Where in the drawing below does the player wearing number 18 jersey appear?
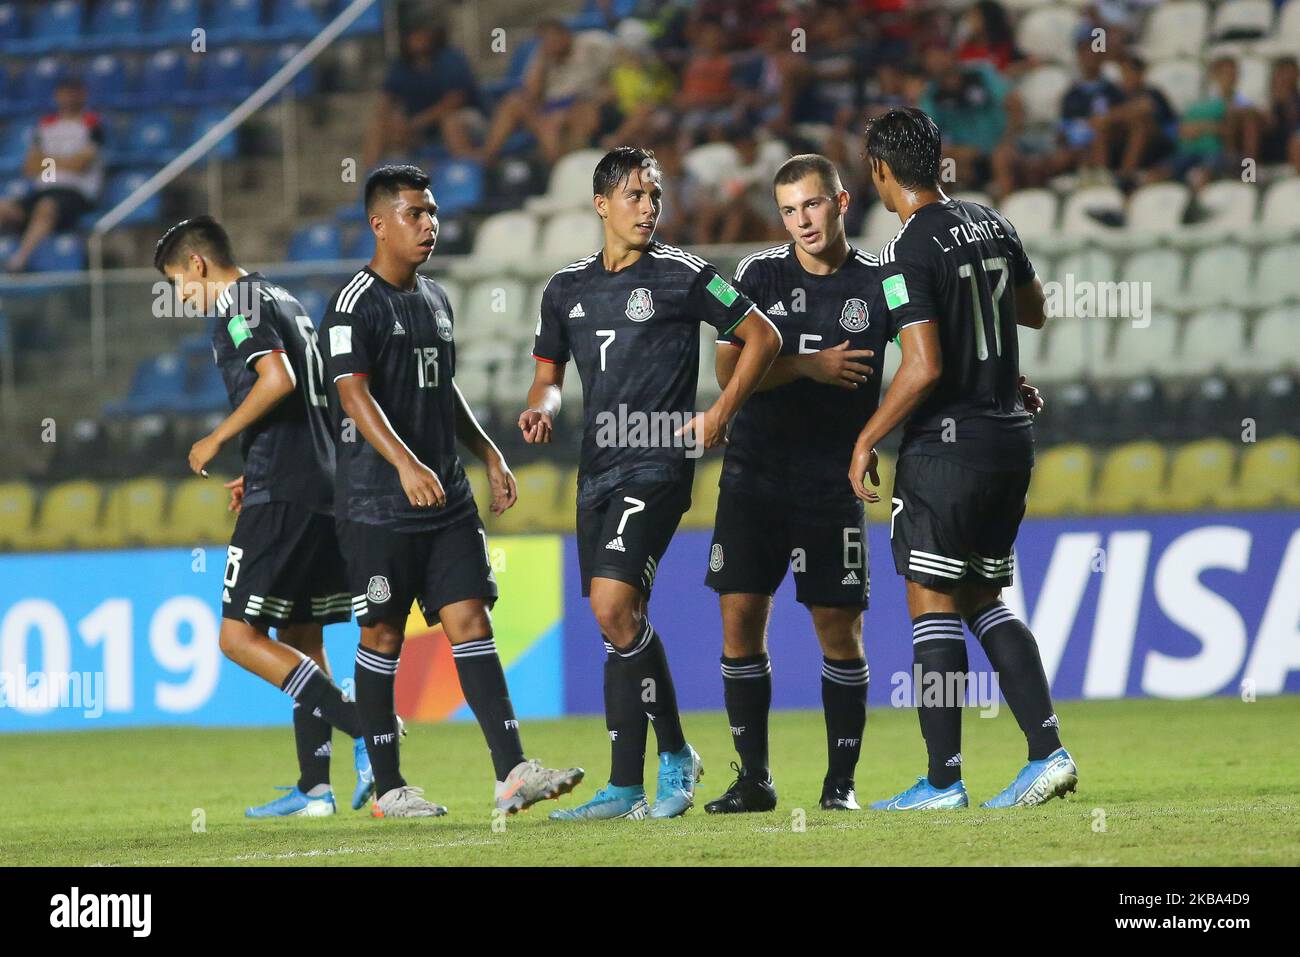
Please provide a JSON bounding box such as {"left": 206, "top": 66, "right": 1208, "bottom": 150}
{"left": 154, "top": 216, "right": 369, "bottom": 818}
{"left": 849, "top": 108, "right": 1076, "bottom": 811}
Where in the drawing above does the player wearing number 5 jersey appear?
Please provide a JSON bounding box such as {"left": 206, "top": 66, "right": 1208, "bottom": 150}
{"left": 321, "top": 165, "right": 583, "bottom": 820}
{"left": 154, "top": 216, "right": 370, "bottom": 819}
{"left": 848, "top": 108, "right": 1076, "bottom": 812}
{"left": 521, "top": 147, "right": 782, "bottom": 820}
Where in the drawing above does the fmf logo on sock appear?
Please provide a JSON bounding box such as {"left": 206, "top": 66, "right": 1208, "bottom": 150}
{"left": 50, "top": 887, "right": 151, "bottom": 937}
{"left": 836, "top": 738, "right": 861, "bottom": 747}
{"left": 372, "top": 732, "right": 395, "bottom": 745}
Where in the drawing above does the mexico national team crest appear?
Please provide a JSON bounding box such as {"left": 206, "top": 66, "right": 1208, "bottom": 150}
{"left": 625, "top": 287, "right": 654, "bottom": 322}
{"left": 840, "top": 298, "right": 870, "bottom": 333}
{"left": 434, "top": 309, "right": 453, "bottom": 341}
{"left": 709, "top": 543, "right": 725, "bottom": 572}
{"left": 366, "top": 575, "right": 391, "bottom": 603}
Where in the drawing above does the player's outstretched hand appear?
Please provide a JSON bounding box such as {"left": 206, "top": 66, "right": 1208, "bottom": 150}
{"left": 398, "top": 459, "right": 446, "bottom": 509}
{"left": 806, "top": 340, "right": 874, "bottom": 389}
{"left": 518, "top": 408, "right": 554, "bottom": 444}
{"left": 849, "top": 440, "right": 881, "bottom": 503}
{"left": 224, "top": 475, "right": 245, "bottom": 514}
{"left": 487, "top": 457, "right": 518, "bottom": 515}
{"left": 676, "top": 406, "right": 727, "bottom": 451}
{"left": 1019, "top": 374, "right": 1044, "bottom": 415}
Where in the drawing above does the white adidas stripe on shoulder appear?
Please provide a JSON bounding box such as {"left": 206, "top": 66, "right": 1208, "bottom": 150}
{"left": 880, "top": 214, "right": 916, "bottom": 264}
{"left": 545, "top": 252, "right": 599, "bottom": 289}
{"left": 734, "top": 244, "right": 790, "bottom": 282}
{"left": 650, "top": 242, "right": 707, "bottom": 269}
{"left": 334, "top": 270, "right": 373, "bottom": 314}
{"left": 852, "top": 247, "right": 880, "bottom": 266}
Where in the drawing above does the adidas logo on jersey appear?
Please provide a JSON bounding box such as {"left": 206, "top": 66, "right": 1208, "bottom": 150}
{"left": 392, "top": 320, "right": 405, "bottom": 334}
{"left": 767, "top": 301, "right": 788, "bottom": 316}
{"left": 605, "top": 536, "right": 626, "bottom": 552}
{"left": 841, "top": 570, "right": 861, "bottom": 585}
{"left": 569, "top": 303, "right": 585, "bottom": 318}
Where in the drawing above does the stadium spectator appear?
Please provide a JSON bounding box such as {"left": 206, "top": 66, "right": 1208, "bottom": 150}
{"left": 476, "top": 19, "right": 616, "bottom": 165}
{"left": 598, "top": 20, "right": 676, "bottom": 150}
{"left": 918, "top": 44, "right": 1009, "bottom": 189}
{"left": 672, "top": 19, "right": 741, "bottom": 151}
{"left": 955, "top": 0, "right": 1025, "bottom": 75}
{"left": 1160, "top": 57, "right": 1261, "bottom": 189}
{"left": 1259, "top": 57, "right": 1300, "bottom": 170}
{"left": 1093, "top": 54, "right": 1177, "bottom": 188}
{"left": 691, "top": 126, "right": 785, "bottom": 244}
{"left": 783, "top": 3, "right": 874, "bottom": 134}
{"left": 361, "top": 24, "right": 483, "bottom": 168}
{"left": 0, "top": 75, "right": 102, "bottom": 273}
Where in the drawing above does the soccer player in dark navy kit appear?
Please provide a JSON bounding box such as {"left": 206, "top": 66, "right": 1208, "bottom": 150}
{"left": 702, "top": 155, "right": 886, "bottom": 815}
{"left": 154, "top": 216, "right": 371, "bottom": 818}
{"left": 321, "top": 165, "right": 583, "bottom": 819}
{"left": 520, "top": 147, "right": 782, "bottom": 819}
{"left": 847, "top": 108, "right": 1077, "bottom": 810}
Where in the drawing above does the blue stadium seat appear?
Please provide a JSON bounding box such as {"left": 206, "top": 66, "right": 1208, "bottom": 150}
{"left": 0, "top": 126, "right": 30, "bottom": 176}
{"left": 0, "top": 3, "right": 21, "bottom": 45}
{"left": 136, "top": 49, "right": 189, "bottom": 109}
{"left": 430, "top": 159, "right": 484, "bottom": 216}
{"left": 267, "top": 0, "right": 323, "bottom": 41}
{"left": 190, "top": 47, "right": 255, "bottom": 106}
{"left": 27, "top": 234, "right": 87, "bottom": 273}
{"left": 87, "top": 0, "right": 145, "bottom": 50}
{"left": 178, "top": 359, "right": 228, "bottom": 413}
{"left": 114, "top": 112, "right": 179, "bottom": 167}
{"left": 259, "top": 44, "right": 316, "bottom": 99}
{"left": 209, "top": 0, "right": 263, "bottom": 42}
{"left": 192, "top": 108, "right": 239, "bottom": 160}
{"left": 105, "top": 353, "right": 188, "bottom": 416}
{"left": 288, "top": 223, "right": 342, "bottom": 261}
{"left": 103, "top": 170, "right": 160, "bottom": 225}
{"left": 339, "top": 0, "right": 383, "bottom": 36}
{"left": 296, "top": 287, "right": 327, "bottom": 326}
{"left": 9, "top": 0, "right": 85, "bottom": 55}
{"left": 146, "top": 0, "right": 201, "bottom": 45}
{"left": 344, "top": 227, "right": 372, "bottom": 260}
{"left": 15, "top": 57, "right": 63, "bottom": 114}
{"left": 85, "top": 54, "right": 133, "bottom": 111}
{"left": 334, "top": 198, "right": 365, "bottom": 223}
{"left": 481, "top": 37, "right": 539, "bottom": 101}
{"left": 2, "top": 177, "right": 31, "bottom": 202}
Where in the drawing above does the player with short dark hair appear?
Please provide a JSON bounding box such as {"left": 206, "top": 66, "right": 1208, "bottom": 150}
{"left": 322, "top": 164, "right": 583, "bottom": 819}
{"left": 521, "top": 146, "right": 782, "bottom": 820}
{"left": 155, "top": 215, "right": 372, "bottom": 818}
{"left": 702, "top": 154, "right": 885, "bottom": 814}
{"left": 848, "top": 107, "right": 1076, "bottom": 810}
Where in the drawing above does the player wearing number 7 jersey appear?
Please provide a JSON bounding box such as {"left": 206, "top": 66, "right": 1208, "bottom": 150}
{"left": 154, "top": 216, "right": 371, "bottom": 818}
{"left": 847, "top": 108, "right": 1077, "bottom": 812}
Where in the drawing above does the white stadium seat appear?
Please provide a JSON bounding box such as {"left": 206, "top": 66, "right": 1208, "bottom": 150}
{"left": 1053, "top": 248, "right": 1117, "bottom": 287}
{"left": 1122, "top": 248, "right": 1185, "bottom": 311}
{"left": 1111, "top": 181, "right": 1191, "bottom": 249}
{"left": 1017, "top": 7, "right": 1081, "bottom": 65}
{"left": 1060, "top": 186, "right": 1126, "bottom": 242}
{"left": 1235, "top": 55, "right": 1270, "bottom": 106}
{"left": 1180, "top": 309, "right": 1250, "bottom": 375}
{"left": 531, "top": 209, "right": 604, "bottom": 277}
{"left": 1105, "top": 312, "right": 1180, "bottom": 379}
{"left": 1249, "top": 308, "right": 1300, "bottom": 368}
{"left": 1147, "top": 58, "right": 1205, "bottom": 114}
{"left": 525, "top": 148, "right": 604, "bottom": 214}
{"left": 459, "top": 277, "right": 530, "bottom": 342}
{"left": 1000, "top": 188, "right": 1058, "bottom": 243}
{"left": 454, "top": 210, "right": 540, "bottom": 279}
{"left": 683, "top": 142, "right": 740, "bottom": 188}
{"left": 1269, "top": 0, "right": 1300, "bottom": 55}
{"left": 1249, "top": 243, "right": 1300, "bottom": 308}
{"left": 1142, "top": 1, "right": 1210, "bottom": 59}
{"left": 1210, "top": 0, "right": 1275, "bottom": 42}
{"left": 1181, "top": 244, "right": 1252, "bottom": 310}
{"left": 1171, "top": 180, "right": 1257, "bottom": 245}
{"left": 1260, "top": 178, "right": 1300, "bottom": 240}
{"left": 860, "top": 201, "right": 901, "bottom": 253}
{"left": 1018, "top": 65, "right": 1072, "bottom": 125}
{"left": 1034, "top": 316, "right": 1112, "bottom": 382}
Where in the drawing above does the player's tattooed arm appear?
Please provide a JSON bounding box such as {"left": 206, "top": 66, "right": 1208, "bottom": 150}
{"left": 335, "top": 374, "right": 446, "bottom": 509}
{"left": 681, "top": 307, "right": 781, "bottom": 448}
{"left": 453, "top": 382, "right": 518, "bottom": 515}
{"left": 187, "top": 352, "right": 295, "bottom": 477}
{"left": 519, "top": 358, "right": 566, "bottom": 444}
{"left": 716, "top": 339, "right": 873, "bottom": 392}
{"left": 849, "top": 321, "right": 943, "bottom": 503}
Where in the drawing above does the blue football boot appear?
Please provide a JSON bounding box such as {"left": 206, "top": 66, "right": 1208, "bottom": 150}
{"left": 245, "top": 785, "right": 337, "bottom": 818}
{"left": 648, "top": 744, "right": 703, "bottom": 818}
{"left": 548, "top": 783, "right": 648, "bottom": 820}
{"left": 870, "top": 776, "right": 969, "bottom": 811}
{"left": 983, "top": 748, "right": 1078, "bottom": 808}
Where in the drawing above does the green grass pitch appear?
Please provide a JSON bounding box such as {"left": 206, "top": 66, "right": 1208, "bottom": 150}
{"left": 3, "top": 696, "right": 1297, "bottom": 866}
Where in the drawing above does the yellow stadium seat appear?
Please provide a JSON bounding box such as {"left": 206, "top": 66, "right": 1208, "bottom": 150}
{"left": 1091, "top": 442, "right": 1168, "bottom": 513}
{"left": 0, "top": 481, "right": 36, "bottom": 550}
{"left": 168, "top": 476, "right": 235, "bottom": 545}
{"left": 1026, "top": 444, "right": 1095, "bottom": 516}
{"left": 1231, "top": 436, "right": 1300, "bottom": 509}
{"left": 29, "top": 480, "right": 105, "bottom": 550}
{"left": 1165, "top": 439, "right": 1237, "bottom": 512}
{"left": 864, "top": 452, "right": 896, "bottom": 523}
{"left": 101, "top": 478, "right": 169, "bottom": 547}
{"left": 680, "top": 457, "right": 724, "bottom": 530}
{"left": 490, "top": 461, "right": 563, "bottom": 533}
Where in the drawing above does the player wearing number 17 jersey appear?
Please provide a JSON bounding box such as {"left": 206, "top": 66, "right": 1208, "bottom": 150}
{"left": 154, "top": 216, "right": 370, "bottom": 818}
{"left": 848, "top": 108, "right": 1076, "bottom": 811}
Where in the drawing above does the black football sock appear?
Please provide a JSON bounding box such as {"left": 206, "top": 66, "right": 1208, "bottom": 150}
{"left": 353, "top": 645, "right": 405, "bottom": 798}
{"left": 292, "top": 701, "right": 332, "bottom": 793}
{"left": 451, "top": 635, "right": 526, "bottom": 781}
{"left": 604, "top": 638, "right": 649, "bottom": 787}
{"left": 821, "top": 655, "right": 869, "bottom": 782}
{"left": 721, "top": 653, "right": 771, "bottom": 773}
{"left": 913, "top": 613, "right": 967, "bottom": 790}
{"left": 968, "top": 602, "right": 1062, "bottom": 761}
{"left": 281, "top": 658, "right": 362, "bottom": 739}
{"left": 616, "top": 620, "right": 686, "bottom": 756}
